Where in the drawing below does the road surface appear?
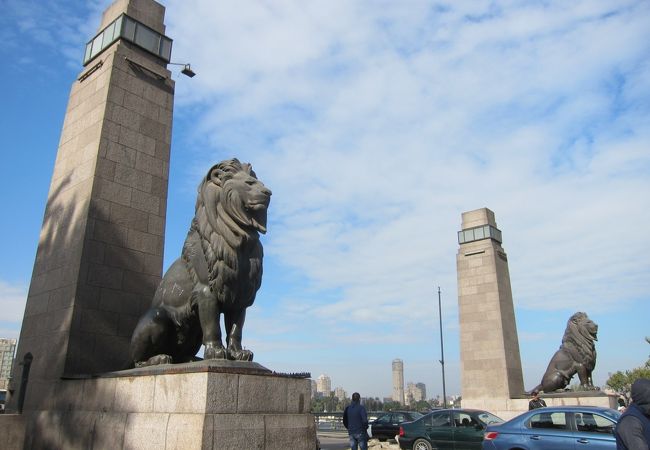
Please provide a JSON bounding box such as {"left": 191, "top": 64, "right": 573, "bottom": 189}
{"left": 318, "top": 431, "right": 349, "bottom": 450}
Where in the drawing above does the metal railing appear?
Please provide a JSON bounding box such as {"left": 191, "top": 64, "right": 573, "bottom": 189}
{"left": 313, "top": 411, "right": 385, "bottom": 431}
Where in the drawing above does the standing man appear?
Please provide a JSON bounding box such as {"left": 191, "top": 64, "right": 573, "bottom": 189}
{"left": 615, "top": 378, "right": 650, "bottom": 450}
{"left": 343, "top": 392, "right": 369, "bottom": 450}
{"left": 528, "top": 390, "right": 547, "bottom": 410}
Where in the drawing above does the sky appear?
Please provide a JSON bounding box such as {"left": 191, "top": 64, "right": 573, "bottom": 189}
{"left": 1, "top": 0, "right": 649, "bottom": 401}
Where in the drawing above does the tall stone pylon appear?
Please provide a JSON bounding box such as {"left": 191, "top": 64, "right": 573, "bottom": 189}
{"left": 456, "top": 208, "right": 524, "bottom": 415}
{"left": 8, "top": 0, "right": 174, "bottom": 412}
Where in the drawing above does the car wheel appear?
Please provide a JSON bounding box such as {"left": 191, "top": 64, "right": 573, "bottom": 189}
{"left": 413, "top": 438, "right": 433, "bottom": 450}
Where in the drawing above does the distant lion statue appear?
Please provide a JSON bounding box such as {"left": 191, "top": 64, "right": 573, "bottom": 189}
{"left": 530, "top": 311, "right": 598, "bottom": 393}
{"left": 130, "top": 159, "right": 272, "bottom": 367}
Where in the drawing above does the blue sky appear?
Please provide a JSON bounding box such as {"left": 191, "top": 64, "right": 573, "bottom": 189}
{"left": 1, "top": 0, "right": 649, "bottom": 400}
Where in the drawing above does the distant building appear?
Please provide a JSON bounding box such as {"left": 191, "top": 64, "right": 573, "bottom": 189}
{"left": 310, "top": 380, "right": 318, "bottom": 398}
{"left": 392, "top": 359, "right": 404, "bottom": 404}
{"left": 416, "top": 382, "right": 426, "bottom": 400}
{"left": 406, "top": 382, "right": 426, "bottom": 405}
{"left": 334, "top": 387, "right": 347, "bottom": 400}
{"left": 0, "top": 338, "right": 16, "bottom": 390}
{"left": 317, "top": 374, "right": 332, "bottom": 396}
{"left": 406, "top": 390, "right": 415, "bottom": 406}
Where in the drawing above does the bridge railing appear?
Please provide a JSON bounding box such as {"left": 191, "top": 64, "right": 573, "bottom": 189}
{"left": 313, "top": 411, "right": 384, "bottom": 431}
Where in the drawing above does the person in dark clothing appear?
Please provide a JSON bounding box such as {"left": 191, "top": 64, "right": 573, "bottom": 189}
{"left": 343, "top": 392, "right": 368, "bottom": 450}
{"left": 529, "top": 390, "right": 547, "bottom": 410}
{"left": 615, "top": 378, "right": 650, "bottom": 450}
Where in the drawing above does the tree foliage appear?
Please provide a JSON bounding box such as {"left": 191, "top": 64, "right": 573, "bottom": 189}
{"left": 605, "top": 339, "right": 650, "bottom": 401}
{"left": 382, "top": 400, "right": 402, "bottom": 411}
{"left": 414, "top": 400, "right": 432, "bottom": 411}
{"left": 311, "top": 392, "right": 342, "bottom": 413}
{"left": 310, "top": 395, "right": 439, "bottom": 413}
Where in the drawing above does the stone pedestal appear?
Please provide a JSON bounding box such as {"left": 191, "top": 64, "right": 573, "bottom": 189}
{"left": 0, "top": 361, "right": 317, "bottom": 450}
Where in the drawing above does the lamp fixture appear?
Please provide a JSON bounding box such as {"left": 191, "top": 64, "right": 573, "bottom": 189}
{"left": 169, "top": 62, "right": 196, "bottom": 78}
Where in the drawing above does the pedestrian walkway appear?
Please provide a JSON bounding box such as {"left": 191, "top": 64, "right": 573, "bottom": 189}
{"left": 317, "top": 433, "right": 399, "bottom": 450}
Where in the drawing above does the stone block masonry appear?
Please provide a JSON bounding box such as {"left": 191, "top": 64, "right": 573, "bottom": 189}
{"left": 7, "top": 0, "right": 174, "bottom": 413}
{"left": 456, "top": 208, "right": 525, "bottom": 404}
{"left": 9, "top": 362, "right": 317, "bottom": 450}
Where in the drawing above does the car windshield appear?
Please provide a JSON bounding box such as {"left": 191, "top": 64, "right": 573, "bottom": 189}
{"left": 477, "top": 412, "right": 504, "bottom": 425}
{"left": 410, "top": 412, "right": 424, "bottom": 420}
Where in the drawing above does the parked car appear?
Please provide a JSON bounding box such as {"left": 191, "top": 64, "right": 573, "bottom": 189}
{"left": 399, "top": 408, "right": 504, "bottom": 450}
{"left": 481, "top": 405, "right": 621, "bottom": 450}
{"left": 371, "top": 411, "right": 424, "bottom": 441}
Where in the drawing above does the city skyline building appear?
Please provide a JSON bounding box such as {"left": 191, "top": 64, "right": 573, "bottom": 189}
{"left": 0, "top": 338, "right": 16, "bottom": 390}
{"left": 406, "top": 381, "right": 426, "bottom": 405}
{"left": 392, "top": 358, "right": 405, "bottom": 404}
{"left": 308, "top": 362, "right": 446, "bottom": 402}
{"left": 316, "top": 374, "right": 332, "bottom": 396}
{"left": 416, "top": 382, "right": 427, "bottom": 401}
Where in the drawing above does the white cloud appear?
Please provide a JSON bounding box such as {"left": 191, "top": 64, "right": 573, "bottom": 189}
{"left": 2, "top": 0, "right": 646, "bottom": 398}
{"left": 161, "top": 2, "right": 650, "bottom": 395}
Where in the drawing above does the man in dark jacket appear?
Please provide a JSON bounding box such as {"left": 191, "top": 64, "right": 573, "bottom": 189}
{"left": 528, "top": 391, "right": 547, "bottom": 410}
{"left": 343, "top": 392, "right": 368, "bottom": 450}
{"left": 615, "top": 378, "right": 650, "bottom": 450}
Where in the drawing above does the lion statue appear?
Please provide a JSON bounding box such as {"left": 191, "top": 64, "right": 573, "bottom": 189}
{"left": 529, "top": 311, "right": 598, "bottom": 393}
{"left": 130, "top": 159, "right": 271, "bottom": 367}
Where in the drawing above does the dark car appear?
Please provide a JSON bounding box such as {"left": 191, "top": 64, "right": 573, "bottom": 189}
{"left": 372, "top": 411, "right": 424, "bottom": 441}
{"left": 481, "top": 406, "right": 621, "bottom": 450}
{"left": 399, "top": 408, "right": 504, "bottom": 450}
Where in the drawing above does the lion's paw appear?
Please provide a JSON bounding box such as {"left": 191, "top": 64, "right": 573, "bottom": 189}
{"left": 228, "top": 348, "right": 254, "bottom": 361}
{"left": 135, "top": 354, "right": 173, "bottom": 367}
{"left": 204, "top": 343, "right": 227, "bottom": 360}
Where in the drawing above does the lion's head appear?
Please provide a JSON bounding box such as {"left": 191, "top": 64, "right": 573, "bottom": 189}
{"left": 562, "top": 311, "right": 598, "bottom": 366}
{"left": 185, "top": 159, "right": 272, "bottom": 308}
{"left": 197, "top": 159, "right": 272, "bottom": 238}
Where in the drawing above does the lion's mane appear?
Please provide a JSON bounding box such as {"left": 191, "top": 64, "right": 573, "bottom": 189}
{"left": 560, "top": 311, "right": 597, "bottom": 370}
{"left": 529, "top": 311, "right": 598, "bottom": 393}
{"left": 183, "top": 159, "right": 263, "bottom": 310}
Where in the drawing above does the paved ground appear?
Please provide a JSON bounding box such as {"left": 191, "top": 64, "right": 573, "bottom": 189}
{"left": 318, "top": 431, "right": 349, "bottom": 450}
{"left": 317, "top": 432, "right": 400, "bottom": 450}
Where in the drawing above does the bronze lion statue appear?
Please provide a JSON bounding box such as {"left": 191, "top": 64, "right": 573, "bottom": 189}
{"left": 130, "top": 159, "right": 271, "bottom": 367}
{"left": 529, "top": 311, "right": 598, "bottom": 393}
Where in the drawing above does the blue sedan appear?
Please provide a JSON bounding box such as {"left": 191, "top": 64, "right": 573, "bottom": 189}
{"left": 481, "top": 406, "right": 620, "bottom": 450}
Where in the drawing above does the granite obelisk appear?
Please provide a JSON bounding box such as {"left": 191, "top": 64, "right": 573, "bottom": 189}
{"left": 456, "top": 208, "right": 525, "bottom": 416}
{"left": 7, "top": 0, "right": 174, "bottom": 413}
